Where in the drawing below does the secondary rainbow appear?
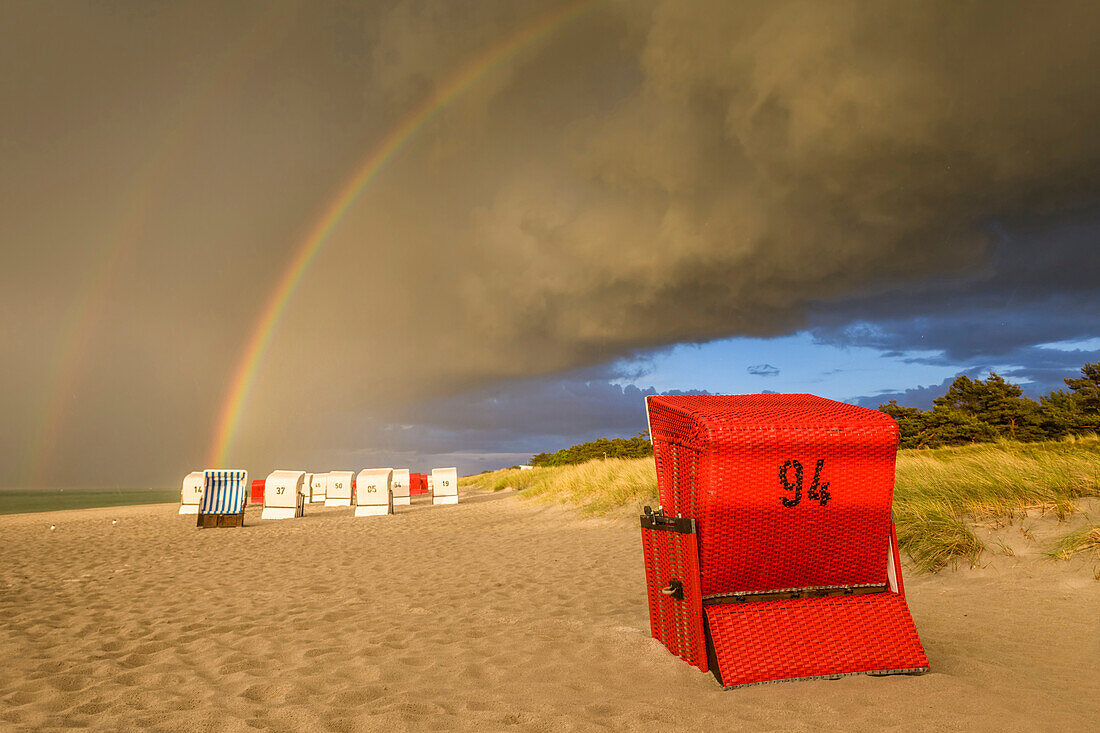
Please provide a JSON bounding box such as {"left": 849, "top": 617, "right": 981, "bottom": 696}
{"left": 208, "top": 0, "right": 601, "bottom": 466}
{"left": 26, "top": 9, "right": 296, "bottom": 486}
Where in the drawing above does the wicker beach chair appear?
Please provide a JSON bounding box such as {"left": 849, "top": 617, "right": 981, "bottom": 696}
{"left": 391, "top": 469, "right": 411, "bottom": 506}
{"left": 354, "top": 468, "right": 393, "bottom": 516}
{"left": 641, "top": 394, "right": 929, "bottom": 688}
{"left": 431, "top": 467, "right": 458, "bottom": 505}
{"left": 411, "top": 472, "right": 429, "bottom": 495}
{"left": 310, "top": 473, "right": 328, "bottom": 504}
{"left": 197, "top": 470, "right": 248, "bottom": 528}
{"left": 324, "top": 471, "right": 354, "bottom": 507}
{"left": 249, "top": 479, "right": 265, "bottom": 506}
{"left": 179, "top": 471, "right": 204, "bottom": 515}
{"left": 261, "top": 470, "right": 306, "bottom": 519}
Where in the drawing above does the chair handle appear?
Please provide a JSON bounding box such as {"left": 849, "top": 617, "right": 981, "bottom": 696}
{"left": 660, "top": 579, "right": 684, "bottom": 600}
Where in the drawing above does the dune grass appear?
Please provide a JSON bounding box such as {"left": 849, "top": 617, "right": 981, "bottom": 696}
{"left": 892, "top": 437, "right": 1100, "bottom": 571}
{"left": 462, "top": 459, "right": 660, "bottom": 516}
{"left": 463, "top": 436, "right": 1100, "bottom": 573}
{"left": 1047, "top": 524, "right": 1100, "bottom": 560}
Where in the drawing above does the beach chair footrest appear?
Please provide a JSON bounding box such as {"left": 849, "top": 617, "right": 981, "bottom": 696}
{"left": 704, "top": 592, "right": 929, "bottom": 689}
{"left": 197, "top": 513, "right": 245, "bottom": 529}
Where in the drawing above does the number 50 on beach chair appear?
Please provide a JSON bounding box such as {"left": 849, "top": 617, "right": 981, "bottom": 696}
{"left": 197, "top": 470, "right": 248, "bottom": 528}
{"left": 641, "top": 394, "right": 929, "bottom": 688}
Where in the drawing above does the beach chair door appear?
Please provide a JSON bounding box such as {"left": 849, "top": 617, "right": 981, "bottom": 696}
{"left": 640, "top": 508, "right": 707, "bottom": 671}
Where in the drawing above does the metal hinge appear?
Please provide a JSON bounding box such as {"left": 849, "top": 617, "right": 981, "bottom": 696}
{"left": 640, "top": 506, "right": 696, "bottom": 533}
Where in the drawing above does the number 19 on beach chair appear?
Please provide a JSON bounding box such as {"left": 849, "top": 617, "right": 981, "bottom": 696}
{"left": 641, "top": 394, "right": 929, "bottom": 688}
{"left": 197, "top": 470, "right": 249, "bottom": 528}
{"left": 431, "top": 467, "right": 458, "bottom": 504}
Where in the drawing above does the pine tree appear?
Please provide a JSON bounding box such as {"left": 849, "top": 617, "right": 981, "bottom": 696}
{"left": 914, "top": 407, "right": 997, "bottom": 447}
{"left": 1064, "top": 362, "right": 1100, "bottom": 413}
{"left": 1038, "top": 390, "right": 1086, "bottom": 438}
{"left": 878, "top": 400, "right": 924, "bottom": 449}
{"left": 933, "top": 372, "right": 1043, "bottom": 441}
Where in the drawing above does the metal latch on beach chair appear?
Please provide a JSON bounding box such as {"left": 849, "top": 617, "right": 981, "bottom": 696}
{"left": 640, "top": 505, "right": 695, "bottom": 534}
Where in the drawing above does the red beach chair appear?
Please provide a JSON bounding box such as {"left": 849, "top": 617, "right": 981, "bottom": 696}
{"left": 641, "top": 394, "right": 929, "bottom": 688}
{"left": 250, "top": 479, "right": 265, "bottom": 506}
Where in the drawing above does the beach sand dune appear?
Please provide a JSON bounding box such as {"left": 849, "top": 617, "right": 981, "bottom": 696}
{"left": 1, "top": 490, "right": 1097, "bottom": 731}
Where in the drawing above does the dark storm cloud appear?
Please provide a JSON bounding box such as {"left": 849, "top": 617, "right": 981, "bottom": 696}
{"left": 3, "top": 1, "right": 1100, "bottom": 486}
{"left": 811, "top": 217, "right": 1100, "bottom": 361}
{"left": 814, "top": 216, "right": 1100, "bottom": 404}
{"left": 852, "top": 341, "right": 1100, "bottom": 409}
{"left": 342, "top": 370, "right": 713, "bottom": 472}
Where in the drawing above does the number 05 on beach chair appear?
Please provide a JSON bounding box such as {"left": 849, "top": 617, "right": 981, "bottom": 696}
{"left": 641, "top": 394, "right": 929, "bottom": 688}
{"left": 197, "top": 470, "right": 249, "bottom": 528}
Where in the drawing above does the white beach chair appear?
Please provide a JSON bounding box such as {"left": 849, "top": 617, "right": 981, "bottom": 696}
{"left": 354, "top": 468, "right": 393, "bottom": 517}
{"left": 179, "top": 471, "right": 204, "bottom": 514}
{"left": 391, "top": 468, "right": 411, "bottom": 506}
{"left": 197, "top": 469, "right": 249, "bottom": 528}
{"left": 261, "top": 470, "right": 306, "bottom": 520}
{"left": 303, "top": 472, "right": 314, "bottom": 502}
{"left": 325, "top": 471, "right": 354, "bottom": 507}
{"left": 432, "top": 467, "right": 458, "bottom": 505}
{"left": 310, "top": 472, "right": 328, "bottom": 503}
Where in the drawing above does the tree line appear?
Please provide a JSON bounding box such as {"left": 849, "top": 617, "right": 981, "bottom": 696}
{"left": 527, "top": 362, "right": 1100, "bottom": 464}
{"left": 879, "top": 362, "right": 1099, "bottom": 449}
{"left": 530, "top": 432, "right": 654, "bottom": 467}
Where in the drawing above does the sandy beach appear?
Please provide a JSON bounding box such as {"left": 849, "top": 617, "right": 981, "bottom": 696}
{"left": 1, "top": 490, "right": 1097, "bottom": 732}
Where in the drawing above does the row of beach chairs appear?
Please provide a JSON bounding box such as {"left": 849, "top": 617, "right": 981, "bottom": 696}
{"left": 179, "top": 467, "right": 459, "bottom": 527}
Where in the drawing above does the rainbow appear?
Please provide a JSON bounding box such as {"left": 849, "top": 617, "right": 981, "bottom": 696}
{"left": 26, "top": 8, "right": 297, "bottom": 486}
{"left": 208, "top": 0, "right": 601, "bottom": 466}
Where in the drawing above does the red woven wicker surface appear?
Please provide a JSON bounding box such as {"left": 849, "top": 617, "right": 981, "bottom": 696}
{"left": 705, "top": 592, "right": 929, "bottom": 687}
{"left": 648, "top": 394, "right": 899, "bottom": 595}
{"left": 641, "top": 526, "right": 707, "bottom": 671}
{"left": 250, "top": 479, "right": 265, "bottom": 504}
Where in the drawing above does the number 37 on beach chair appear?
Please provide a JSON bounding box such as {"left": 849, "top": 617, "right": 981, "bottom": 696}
{"left": 196, "top": 470, "right": 249, "bottom": 528}
{"left": 641, "top": 394, "right": 929, "bottom": 689}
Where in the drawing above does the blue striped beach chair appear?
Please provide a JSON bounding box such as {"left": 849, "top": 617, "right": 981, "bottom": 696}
{"left": 197, "top": 469, "right": 249, "bottom": 528}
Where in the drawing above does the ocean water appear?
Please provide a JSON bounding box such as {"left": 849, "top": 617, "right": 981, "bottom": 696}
{"left": 0, "top": 487, "right": 178, "bottom": 515}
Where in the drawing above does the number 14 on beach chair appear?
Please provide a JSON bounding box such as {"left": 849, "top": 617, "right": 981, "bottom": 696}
{"left": 640, "top": 394, "right": 929, "bottom": 688}
{"left": 179, "top": 471, "right": 204, "bottom": 514}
